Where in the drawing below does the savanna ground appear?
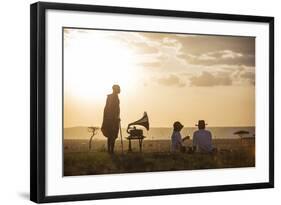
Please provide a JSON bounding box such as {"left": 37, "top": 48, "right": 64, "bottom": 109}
{"left": 63, "top": 139, "right": 255, "bottom": 176}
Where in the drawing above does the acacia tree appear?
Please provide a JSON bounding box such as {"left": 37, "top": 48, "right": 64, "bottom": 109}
{"left": 88, "top": 127, "right": 99, "bottom": 150}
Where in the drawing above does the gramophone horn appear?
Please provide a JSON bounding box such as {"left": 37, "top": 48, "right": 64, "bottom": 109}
{"left": 127, "top": 112, "right": 149, "bottom": 134}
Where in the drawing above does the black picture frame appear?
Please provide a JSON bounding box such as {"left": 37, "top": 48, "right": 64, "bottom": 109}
{"left": 30, "top": 2, "right": 274, "bottom": 203}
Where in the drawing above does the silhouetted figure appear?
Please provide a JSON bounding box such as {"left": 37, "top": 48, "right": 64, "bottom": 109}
{"left": 101, "top": 85, "right": 121, "bottom": 154}
{"left": 193, "top": 120, "right": 216, "bottom": 153}
{"left": 171, "top": 121, "right": 185, "bottom": 152}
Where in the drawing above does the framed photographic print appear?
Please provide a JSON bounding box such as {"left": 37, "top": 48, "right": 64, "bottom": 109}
{"left": 30, "top": 2, "right": 274, "bottom": 203}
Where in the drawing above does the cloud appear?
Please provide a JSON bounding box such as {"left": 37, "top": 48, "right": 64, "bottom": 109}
{"left": 136, "top": 35, "right": 187, "bottom": 73}
{"left": 114, "top": 32, "right": 255, "bottom": 73}
{"left": 221, "top": 50, "right": 243, "bottom": 59}
{"left": 129, "top": 42, "right": 159, "bottom": 54}
{"left": 110, "top": 31, "right": 255, "bottom": 87}
{"left": 240, "top": 71, "right": 255, "bottom": 85}
{"left": 176, "top": 35, "right": 255, "bottom": 56}
{"left": 190, "top": 71, "right": 232, "bottom": 87}
{"left": 157, "top": 74, "right": 186, "bottom": 87}
{"left": 162, "top": 37, "right": 179, "bottom": 46}
{"left": 105, "top": 30, "right": 255, "bottom": 86}
{"left": 184, "top": 50, "right": 254, "bottom": 66}
{"left": 197, "top": 54, "right": 217, "bottom": 61}
{"left": 174, "top": 35, "right": 255, "bottom": 67}
{"left": 229, "top": 65, "right": 255, "bottom": 86}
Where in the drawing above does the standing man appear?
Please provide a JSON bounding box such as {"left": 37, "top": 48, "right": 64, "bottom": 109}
{"left": 101, "top": 84, "right": 121, "bottom": 154}
{"left": 193, "top": 120, "right": 216, "bottom": 153}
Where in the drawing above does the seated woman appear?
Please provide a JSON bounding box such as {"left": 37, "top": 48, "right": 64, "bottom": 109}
{"left": 171, "top": 121, "right": 185, "bottom": 152}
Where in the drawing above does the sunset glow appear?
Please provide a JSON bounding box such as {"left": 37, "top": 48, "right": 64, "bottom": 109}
{"left": 64, "top": 30, "right": 139, "bottom": 101}
{"left": 63, "top": 28, "right": 255, "bottom": 128}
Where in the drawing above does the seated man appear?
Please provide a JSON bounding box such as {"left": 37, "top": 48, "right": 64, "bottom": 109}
{"left": 192, "top": 120, "right": 216, "bottom": 153}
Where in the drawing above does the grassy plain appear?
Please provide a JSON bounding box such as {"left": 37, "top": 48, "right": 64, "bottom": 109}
{"left": 64, "top": 139, "right": 255, "bottom": 176}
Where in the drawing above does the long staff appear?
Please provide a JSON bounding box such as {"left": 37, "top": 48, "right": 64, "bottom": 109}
{"left": 119, "top": 121, "right": 124, "bottom": 154}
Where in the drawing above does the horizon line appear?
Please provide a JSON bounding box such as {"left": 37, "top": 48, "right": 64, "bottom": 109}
{"left": 64, "top": 125, "right": 256, "bottom": 129}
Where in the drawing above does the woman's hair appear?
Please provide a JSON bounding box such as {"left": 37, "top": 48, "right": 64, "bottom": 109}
{"left": 173, "top": 121, "right": 184, "bottom": 132}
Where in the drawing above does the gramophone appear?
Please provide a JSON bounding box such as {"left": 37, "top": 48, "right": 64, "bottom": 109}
{"left": 127, "top": 112, "right": 149, "bottom": 136}
{"left": 126, "top": 112, "right": 149, "bottom": 152}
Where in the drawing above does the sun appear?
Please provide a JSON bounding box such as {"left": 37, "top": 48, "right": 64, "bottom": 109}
{"left": 64, "top": 29, "right": 138, "bottom": 102}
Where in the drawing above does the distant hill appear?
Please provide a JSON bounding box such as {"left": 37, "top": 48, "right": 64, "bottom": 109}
{"left": 64, "top": 126, "right": 102, "bottom": 140}
{"left": 64, "top": 126, "right": 151, "bottom": 140}
{"left": 63, "top": 126, "right": 173, "bottom": 140}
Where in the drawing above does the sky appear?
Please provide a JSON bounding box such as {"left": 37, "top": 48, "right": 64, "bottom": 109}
{"left": 63, "top": 28, "right": 255, "bottom": 128}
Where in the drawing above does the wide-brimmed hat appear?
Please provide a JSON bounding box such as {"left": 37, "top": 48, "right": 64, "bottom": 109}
{"left": 195, "top": 120, "right": 208, "bottom": 127}
{"left": 173, "top": 121, "right": 184, "bottom": 130}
